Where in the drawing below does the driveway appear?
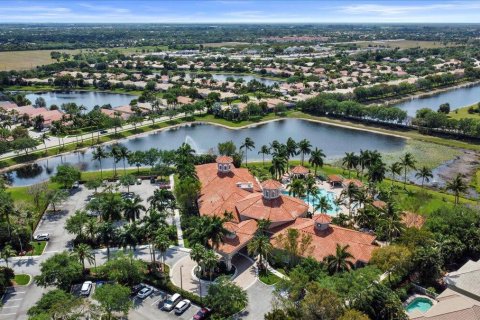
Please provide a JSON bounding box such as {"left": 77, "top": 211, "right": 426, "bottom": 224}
{"left": 236, "top": 280, "right": 275, "bottom": 320}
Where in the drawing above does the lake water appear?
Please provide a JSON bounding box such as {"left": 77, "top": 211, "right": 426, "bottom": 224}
{"left": 4, "top": 119, "right": 405, "bottom": 186}
{"left": 185, "top": 73, "right": 281, "bottom": 86}
{"left": 393, "top": 83, "right": 480, "bottom": 116}
{"left": 25, "top": 91, "right": 136, "bottom": 111}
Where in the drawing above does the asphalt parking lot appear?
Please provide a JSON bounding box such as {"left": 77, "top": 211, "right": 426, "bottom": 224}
{"left": 129, "top": 286, "right": 200, "bottom": 320}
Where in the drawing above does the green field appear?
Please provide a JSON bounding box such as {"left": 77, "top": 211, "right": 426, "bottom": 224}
{"left": 353, "top": 40, "right": 457, "bottom": 49}
{"left": 0, "top": 49, "right": 80, "bottom": 71}
{"left": 448, "top": 103, "right": 480, "bottom": 120}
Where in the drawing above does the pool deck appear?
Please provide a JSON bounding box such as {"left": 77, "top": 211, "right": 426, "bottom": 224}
{"left": 404, "top": 294, "right": 437, "bottom": 318}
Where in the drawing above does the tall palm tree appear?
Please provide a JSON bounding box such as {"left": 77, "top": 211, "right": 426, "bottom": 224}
{"left": 309, "top": 147, "right": 325, "bottom": 175}
{"left": 285, "top": 137, "right": 298, "bottom": 161}
{"left": 110, "top": 144, "right": 122, "bottom": 177}
{"left": 240, "top": 137, "right": 255, "bottom": 167}
{"left": 97, "top": 222, "right": 114, "bottom": 261}
{"left": 148, "top": 189, "right": 174, "bottom": 212}
{"left": 205, "top": 216, "right": 230, "bottom": 250}
{"left": 1, "top": 245, "right": 16, "bottom": 268}
{"left": 314, "top": 196, "right": 332, "bottom": 213}
{"left": 258, "top": 145, "right": 270, "bottom": 166}
{"left": 298, "top": 139, "right": 312, "bottom": 166}
{"left": 256, "top": 219, "right": 271, "bottom": 235}
{"left": 342, "top": 152, "right": 359, "bottom": 178}
{"left": 304, "top": 175, "right": 318, "bottom": 201}
{"left": 389, "top": 161, "right": 403, "bottom": 186}
{"left": 366, "top": 160, "right": 386, "bottom": 195}
{"left": 399, "top": 153, "right": 416, "bottom": 189}
{"left": 415, "top": 166, "right": 433, "bottom": 188}
{"left": 118, "top": 145, "right": 130, "bottom": 174}
{"left": 39, "top": 133, "right": 50, "bottom": 153}
{"left": 379, "top": 200, "right": 404, "bottom": 242}
{"left": 190, "top": 243, "right": 206, "bottom": 274}
{"left": 71, "top": 243, "right": 95, "bottom": 272}
{"left": 446, "top": 174, "right": 467, "bottom": 205}
{"left": 340, "top": 182, "right": 361, "bottom": 218}
{"left": 247, "top": 235, "right": 273, "bottom": 270}
{"left": 118, "top": 223, "right": 139, "bottom": 250}
{"left": 269, "top": 155, "right": 287, "bottom": 179}
{"left": 288, "top": 179, "right": 306, "bottom": 197}
{"left": 123, "top": 195, "right": 146, "bottom": 223}
{"left": 358, "top": 149, "right": 371, "bottom": 178}
{"left": 154, "top": 231, "right": 171, "bottom": 273}
{"left": 92, "top": 146, "right": 108, "bottom": 179}
{"left": 324, "top": 244, "right": 355, "bottom": 274}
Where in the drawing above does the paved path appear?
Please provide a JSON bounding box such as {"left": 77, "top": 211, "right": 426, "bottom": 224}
{"left": 236, "top": 280, "right": 275, "bottom": 320}
{"left": 169, "top": 174, "right": 184, "bottom": 247}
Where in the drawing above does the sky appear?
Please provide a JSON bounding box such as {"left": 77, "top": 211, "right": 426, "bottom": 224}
{"left": 1, "top": 0, "right": 480, "bottom": 24}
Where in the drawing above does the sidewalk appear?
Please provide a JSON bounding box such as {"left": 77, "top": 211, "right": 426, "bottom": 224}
{"left": 169, "top": 174, "right": 184, "bottom": 248}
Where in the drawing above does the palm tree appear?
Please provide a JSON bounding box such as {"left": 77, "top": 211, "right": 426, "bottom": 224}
{"left": 399, "top": 153, "right": 416, "bottom": 189}
{"left": 288, "top": 179, "right": 306, "bottom": 197}
{"left": 314, "top": 196, "right": 332, "bottom": 213}
{"left": 190, "top": 243, "right": 206, "bottom": 275}
{"left": 92, "top": 146, "right": 108, "bottom": 179}
{"left": 415, "top": 166, "right": 433, "bottom": 188}
{"left": 366, "top": 160, "right": 386, "bottom": 195}
{"left": 148, "top": 189, "right": 174, "bottom": 212}
{"left": 118, "top": 223, "right": 139, "bottom": 250}
{"left": 118, "top": 145, "right": 130, "bottom": 174}
{"left": 203, "top": 249, "right": 218, "bottom": 281}
{"left": 309, "top": 147, "right": 325, "bottom": 175}
{"left": 39, "top": 133, "right": 50, "bottom": 153}
{"left": 389, "top": 162, "right": 403, "bottom": 186}
{"left": 285, "top": 137, "right": 298, "bottom": 161}
{"left": 71, "top": 243, "right": 95, "bottom": 272}
{"left": 205, "top": 216, "right": 230, "bottom": 250}
{"left": 97, "top": 222, "right": 114, "bottom": 261}
{"left": 358, "top": 150, "right": 371, "bottom": 178}
{"left": 247, "top": 235, "right": 273, "bottom": 270}
{"left": 298, "top": 139, "right": 312, "bottom": 166}
{"left": 304, "top": 175, "right": 318, "bottom": 201}
{"left": 269, "top": 155, "right": 287, "bottom": 179}
{"left": 154, "top": 231, "right": 171, "bottom": 273}
{"left": 110, "top": 145, "right": 122, "bottom": 177}
{"left": 446, "top": 174, "right": 467, "bottom": 205}
{"left": 324, "top": 244, "right": 355, "bottom": 274}
{"left": 342, "top": 152, "right": 359, "bottom": 178}
{"left": 340, "top": 182, "right": 361, "bottom": 218}
{"left": 379, "top": 200, "right": 404, "bottom": 242}
{"left": 123, "top": 196, "right": 146, "bottom": 222}
{"left": 258, "top": 145, "right": 270, "bottom": 166}
{"left": 240, "top": 137, "right": 255, "bottom": 167}
{"left": 256, "top": 219, "right": 271, "bottom": 235}
{"left": 1, "top": 245, "right": 16, "bottom": 268}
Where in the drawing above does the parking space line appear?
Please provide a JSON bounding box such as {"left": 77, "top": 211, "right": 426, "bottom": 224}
{"left": 151, "top": 296, "right": 163, "bottom": 306}
{"left": 0, "top": 313, "right": 17, "bottom": 316}
{"left": 1, "top": 306, "right": 19, "bottom": 309}
{"left": 6, "top": 299, "right": 22, "bottom": 301}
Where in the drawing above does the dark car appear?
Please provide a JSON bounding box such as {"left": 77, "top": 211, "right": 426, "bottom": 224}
{"left": 193, "top": 307, "right": 211, "bottom": 320}
{"left": 131, "top": 284, "right": 145, "bottom": 296}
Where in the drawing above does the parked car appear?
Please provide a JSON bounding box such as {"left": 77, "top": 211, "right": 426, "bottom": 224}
{"left": 72, "top": 181, "right": 80, "bottom": 189}
{"left": 80, "top": 281, "right": 93, "bottom": 296}
{"left": 163, "top": 293, "right": 181, "bottom": 311}
{"left": 136, "top": 286, "right": 153, "bottom": 299}
{"left": 34, "top": 233, "right": 50, "bottom": 241}
{"left": 131, "top": 284, "right": 145, "bottom": 296}
{"left": 136, "top": 178, "right": 142, "bottom": 185}
{"left": 174, "top": 299, "right": 191, "bottom": 314}
{"left": 100, "top": 130, "right": 108, "bottom": 134}
{"left": 193, "top": 307, "right": 211, "bottom": 320}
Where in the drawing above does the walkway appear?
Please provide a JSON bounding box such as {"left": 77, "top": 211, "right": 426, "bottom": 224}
{"left": 169, "top": 174, "right": 184, "bottom": 247}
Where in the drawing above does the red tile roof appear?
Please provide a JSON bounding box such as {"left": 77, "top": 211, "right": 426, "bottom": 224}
{"left": 402, "top": 211, "right": 426, "bottom": 229}
{"left": 271, "top": 218, "right": 377, "bottom": 263}
{"left": 291, "top": 165, "right": 309, "bottom": 175}
{"left": 217, "top": 220, "right": 258, "bottom": 255}
{"left": 261, "top": 179, "right": 283, "bottom": 189}
{"left": 313, "top": 214, "right": 332, "bottom": 224}
{"left": 196, "top": 163, "right": 261, "bottom": 222}
{"left": 328, "top": 174, "right": 343, "bottom": 183}
{"left": 343, "top": 179, "right": 364, "bottom": 188}
{"left": 235, "top": 193, "right": 308, "bottom": 224}
{"left": 216, "top": 156, "right": 233, "bottom": 163}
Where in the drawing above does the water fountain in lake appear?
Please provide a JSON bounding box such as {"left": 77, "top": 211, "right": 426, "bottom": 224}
{"left": 184, "top": 135, "right": 201, "bottom": 153}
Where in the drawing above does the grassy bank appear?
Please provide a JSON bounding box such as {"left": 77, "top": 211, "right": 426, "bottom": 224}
{"left": 448, "top": 103, "right": 480, "bottom": 120}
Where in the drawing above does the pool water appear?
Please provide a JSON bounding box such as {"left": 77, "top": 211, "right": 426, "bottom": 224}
{"left": 406, "top": 297, "right": 433, "bottom": 313}
{"left": 282, "top": 188, "right": 340, "bottom": 215}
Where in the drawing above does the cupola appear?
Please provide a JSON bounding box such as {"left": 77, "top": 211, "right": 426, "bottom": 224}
{"left": 261, "top": 179, "right": 283, "bottom": 200}
{"left": 313, "top": 214, "right": 332, "bottom": 231}
{"left": 216, "top": 155, "right": 233, "bottom": 173}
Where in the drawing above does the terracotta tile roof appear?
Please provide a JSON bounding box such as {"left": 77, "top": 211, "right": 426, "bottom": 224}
{"left": 328, "top": 174, "right": 343, "bottom": 183}
{"left": 216, "top": 220, "right": 258, "bottom": 255}
{"left": 235, "top": 193, "right": 308, "bottom": 224}
{"left": 261, "top": 179, "right": 283, "bottom": 189}
{"left": 291, "top": 165, "right": 309, "bottom": 175}
{"left": 271, "top": 218, "right": 377, "bottom": 263}
{"left": 343, "top": 179, "right": 364, "bottom": 188}
{"left": 216, "top": 155, "right": 233, "bottom": 163}
{"left": 402, "top": 211, "right": 426, "bottom": 229}
{"left": 313, "top": 214, "right": 332, "bottom": 223}
{"left": 196, "top": 163, "right": 261, "bottom": 222}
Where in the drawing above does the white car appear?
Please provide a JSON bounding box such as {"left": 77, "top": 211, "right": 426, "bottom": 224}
{"left": 136, "top": 286, "right": 153, "bottom": 299}
{"left": 72, "top": 181, "right": 80, "bottom": 189}
{"left": 34, "top": 233, "right": 50, "bottom": 241}
{"left": 80, "top": 281, "right": 93, "bottom": 296}
{"left": 163, "top": 293, "right": 181, "bottom": 311}
{"left": 174, "top": 299, "right": 191, "bottom": 314}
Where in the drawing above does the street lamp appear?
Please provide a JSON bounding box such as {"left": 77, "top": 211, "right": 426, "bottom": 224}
{"left": 180, "top": 265, "right": 183, "bottom": 290}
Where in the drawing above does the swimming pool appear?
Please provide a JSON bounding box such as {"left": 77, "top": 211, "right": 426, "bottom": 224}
{"left": 405, "top": 297, "right": 433, "bottom": 313}
{"left": 282, "top": 188, "right": 340, "bottom": 215}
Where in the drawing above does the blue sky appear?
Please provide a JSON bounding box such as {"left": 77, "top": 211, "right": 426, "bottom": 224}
{"left": 1, "top": 0, "right": 480, "bottom": 23}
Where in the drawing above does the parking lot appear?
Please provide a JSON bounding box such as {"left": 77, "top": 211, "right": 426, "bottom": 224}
{"left": 129, "top": 286, "right": 200, "bottom": 320}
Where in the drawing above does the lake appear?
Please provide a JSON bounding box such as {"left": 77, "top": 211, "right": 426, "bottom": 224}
{"left": 25, "top": 91, "right": 136, "bottom": 111}
{"left": 4, "top": 119, "right": 406, "bottom": 186}
{"left": 393, "top": 83, "right": 480, "bottom": 116}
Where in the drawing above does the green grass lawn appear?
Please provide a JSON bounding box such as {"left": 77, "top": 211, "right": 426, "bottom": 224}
{"left": 259, "top": 270, "right": 282, "bottom": 285}
{"left": 13, "top": 274, "right": 31, "bottom": 285}
{"left": 28, "top": 241, "right": 47, "bottom": 256}
{"left": 448, "top": 103, "right": 480, "bottom": 120}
